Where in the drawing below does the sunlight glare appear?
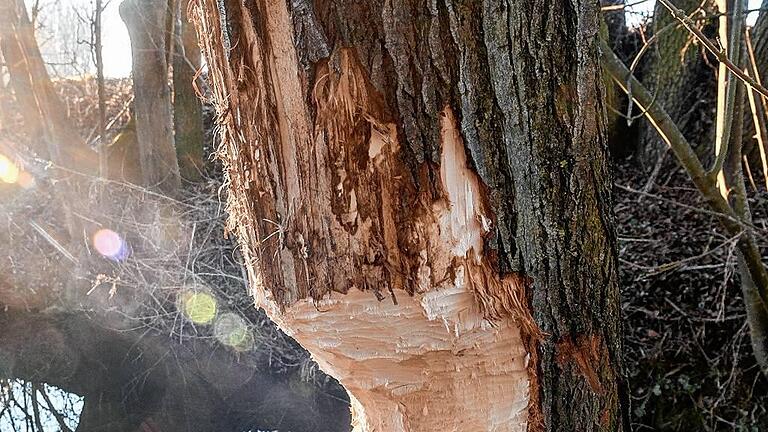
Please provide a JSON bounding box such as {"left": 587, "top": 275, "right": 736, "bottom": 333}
{"left": 16, "top": 171, "right": 35, "bottom": 189}
{"left": 0, "top": 154, "right": 20, "bottom": 184}
{"left": 625, "top": 0, "right": 765, "bottom": 28}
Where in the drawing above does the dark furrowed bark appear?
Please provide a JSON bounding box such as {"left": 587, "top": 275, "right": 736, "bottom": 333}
{"left": 194, "top": 0, "right": 628, "bottom": 429}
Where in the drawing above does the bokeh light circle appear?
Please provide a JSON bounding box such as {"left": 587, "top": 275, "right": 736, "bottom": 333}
{"left": 183, "top": 291, "right": 217, "bottom": 324}
{"left": 93, "top": 229, "right": 129, "bottom": 261}
{"left": 16, "top": 171, "right": 35, "bottom": 189}
{"left": 214, "top": 313, "right": 254, "bottom": 351}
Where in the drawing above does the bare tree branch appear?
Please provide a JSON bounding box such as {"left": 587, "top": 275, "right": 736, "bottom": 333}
{"left": 656, "top": 0, "right": 768, "bottom": 99}
{"left": 600, "top": 38, "right": 768, "bottom": 311}
{"left": 711, "top": 0, "right": 745, "bottom": 188}
{"left": 37, "top": 383, "right": 75, "bottom": 432}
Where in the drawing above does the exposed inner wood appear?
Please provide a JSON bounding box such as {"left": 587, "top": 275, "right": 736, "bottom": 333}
{"left": 266, "top": 289, "right": 529, "bottom": 432}
{"left": 248, "top": 101, "right": 533, "bottom": 430}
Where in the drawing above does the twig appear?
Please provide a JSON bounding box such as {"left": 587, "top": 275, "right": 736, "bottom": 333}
{"left": 28, "top": 220, "right": 78, "bottom": 263}
{"left": 601, "top": 0, "right": 654, "bottom": 12}
{"left": 600, "top": 38, "right": 768, "bottom": 308}
{"left": 622, "top": 232, "right": 741, "bottom": 275}
{"left": 710, "top": 0, "right": 745, "bottom": 187}
{"left": 744, "top": 27, "right": 768, "bottom": 189}
{"left": 656, "top": 0, "right": 768, "bottom": 99}
{"left": 37, "top": 384, "right": 74, "bottom": 432}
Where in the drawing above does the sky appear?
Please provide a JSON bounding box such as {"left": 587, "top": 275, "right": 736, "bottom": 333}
{"left": 24, "top": 1, "right": 768, "bottom": 77}
{"left": 626, "top": 0, "right": 763, "bottom": 27}
{"left": 29, "top": 0, "right": 130, "bottom": 77}
{"left": 100, "top": 0, "right": 132, "bottom": 76}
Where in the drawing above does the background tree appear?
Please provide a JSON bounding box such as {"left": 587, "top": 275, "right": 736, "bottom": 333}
{"left": 602, "top": 0, "right": 768, "bottom": 376}
{"left": 171, "top": 0, "right": 204, "bottom": 181}
{"left": 120, "top": 0, "right": 181, "bottom": 195}
{"left": 637, "top": 0, "right": 717, "bottom": 173}
{"left": 0, "top": 0, "right": 86, "bottom": 164}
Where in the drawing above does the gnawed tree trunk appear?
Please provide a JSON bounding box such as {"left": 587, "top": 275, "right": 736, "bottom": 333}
{"left": 120, "top": 0, "right": 181, "bottom": 195}
{"left": 172, "top": 0, "right": 205, "bottom": 181}
{"left": 193, "top": 0, "right": 628, "bottom": 430}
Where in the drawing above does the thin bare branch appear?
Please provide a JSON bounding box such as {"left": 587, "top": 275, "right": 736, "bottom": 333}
{"left": 600, "top": 38, "right": 768, "bottom": 309}
{"left": 711, "top": 0, "right": 745, "bottom": 190}
{"left": 745, "top": 27, "right": 768, "bottom": 189}
{"left": 36, "top": 384, "right": 74, "bottom": 432}
{"left": 656, "top": 0, "right": 768, "bottom": 99}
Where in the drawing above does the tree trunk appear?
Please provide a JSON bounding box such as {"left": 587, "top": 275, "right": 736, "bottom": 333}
{"left": 741, "top": 2, "right": 768, "bottom": 181}
{"left": 0, "top": 50, "right": 10, "bottom": 130}
{"left": 0, "top": 0, "right": 89, "bottom": 167}
{"left": 120, "top": 0, "right": 181, "bottom": 195}
{"left": 0, "top": 0, "right": 47, "bottom": 158}
{"left": 601, "top": 0, "right": 627, "bottom": 47}
{"left": 95, "top": 0, "right": 108, "bottom": 180}
{"left": 754, "top": 2, "right": 768, "bottom": 78}
{"left": 639, "top": 0, "right": 716, "bottom": 171}
{"left": 172, "top": 0, "right": 205, "bottom": 181}
{"left": 192, "top": 0, "right": 628, "bottom": 430}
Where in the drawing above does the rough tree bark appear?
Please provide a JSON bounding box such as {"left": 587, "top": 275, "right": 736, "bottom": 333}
{"left": 193, "top": 0, "right": 628, "bottom": 430}
{"left": 120, "top": 0, "right": 182, "bottom": 195}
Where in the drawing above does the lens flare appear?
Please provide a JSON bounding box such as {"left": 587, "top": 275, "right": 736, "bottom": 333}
{"left": 93, "top": 229, "right": 129, "bottom": 261}
{"left": 183, "top": 291, "right": 217, "bottom": 324}
{"left": 0, "top": 154, "right": 20, "bottom": 184}
{"left": 214, "top": 313, "right": 254, "bottom": 351}
{"left": 16, "top": 171, "right": 35, "bottom": 189}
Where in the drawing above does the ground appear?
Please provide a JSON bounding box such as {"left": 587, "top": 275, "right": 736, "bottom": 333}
{"left": 615, "top": 157, "right": 768, "bottom": 431}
